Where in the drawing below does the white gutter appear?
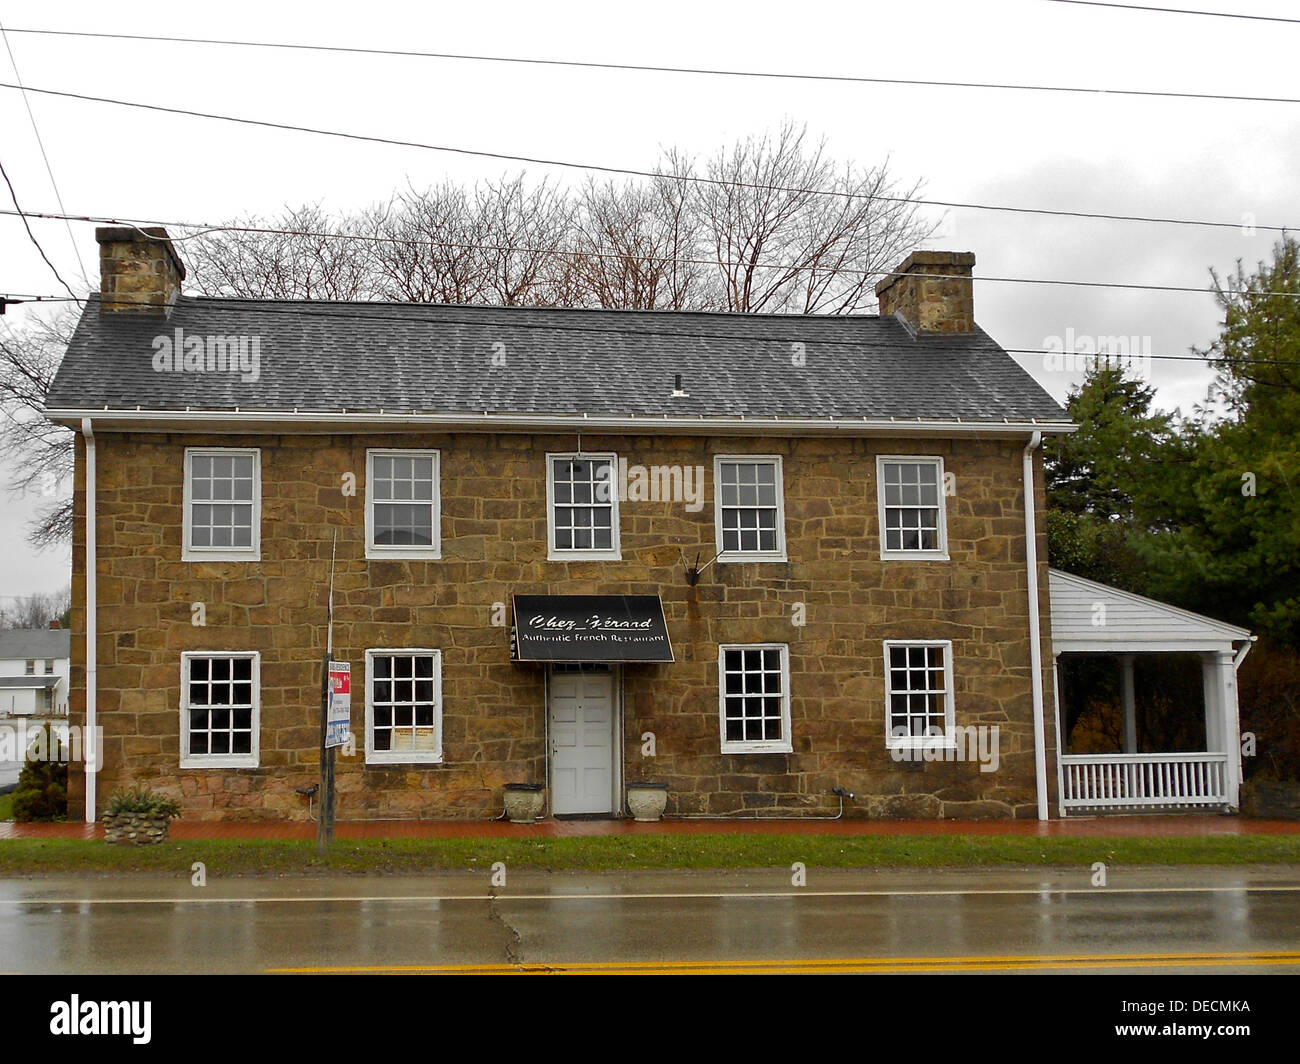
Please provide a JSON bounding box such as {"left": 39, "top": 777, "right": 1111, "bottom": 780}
{"left": 81, "top": 417, "right": 98, "bottom": 823}
{"left": 43, "top": 407, "right": 1077, "bottom": 439}
{"left": 1023, "top": 430, "right": 1049, "bottom": 821}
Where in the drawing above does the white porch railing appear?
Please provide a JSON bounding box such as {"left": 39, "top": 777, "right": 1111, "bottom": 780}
{"left": 1060, "top": 752, "right": 1230, "bottom": 810}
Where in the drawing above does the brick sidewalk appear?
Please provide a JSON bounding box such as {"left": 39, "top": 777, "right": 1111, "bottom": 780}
{"left": 2, "top": 815, "right": 1298, "bottom": 842}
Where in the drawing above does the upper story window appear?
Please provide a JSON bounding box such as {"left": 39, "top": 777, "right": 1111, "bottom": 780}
{"left": 714, "top": 456, "right": 787, "bottom": 562}
{"left": 366, "top": 449, "right": 441, "bottom": 559}
{"left": 45, "top": 660, "right": 55, "bottom": 673}
{"left": 718, "top": 643, "right": 792, "bottom": 754}
{"left": 884, "top": 640, "right": 955, "bottom": 749}
{"left": 24, "top": 660, "right": 35, "bottom": 675}
{"left": 365, "top": 649, "right": 443, "bottom": 765}
{"left": 180, "top": 651, "right": 260, "bottom": 769}
{"left": 877, "top": 456, "right": 948, "bottom": 560}
{"left": 547, "top": 453, "right": 620, "bottom": 560}
{"left": 183, "top": 448, "right": 261, "bottom": 561}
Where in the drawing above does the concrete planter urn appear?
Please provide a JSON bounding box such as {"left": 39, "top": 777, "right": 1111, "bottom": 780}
{"left": 626, "top": 781, "right": 669, "bottom": 822}
{"left": 503, "top": 783, "right": 545, "bottom": 823}
{"left": 103, "top": 812, "right": 173, "bottom": 845}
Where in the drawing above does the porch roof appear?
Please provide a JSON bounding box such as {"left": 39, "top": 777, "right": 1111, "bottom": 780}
{"left": 1048, "top": 569, "right": 1252, "bottom": 654}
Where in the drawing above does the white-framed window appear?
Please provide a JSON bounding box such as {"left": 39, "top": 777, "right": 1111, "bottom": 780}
{"left": 883, "top": 640, "right": 955, "bottom": 749}
{"left": 365, "top": 449, "right": 441, "bottom": 559}
{"left": 877, "top": 455, "right": 948, "bottom": 560}
{"left": 183, "top": 448, "right": 261, "bottom": 561}
{"left": 546, "top": 453, "right": 620, "bottom": 560}
{"left": 718, "top": 643, "right": 792, "bottom": 754}
{"left": 180, "top": 651, "right": 260, "bottom": 768}
{"left": 365, "top": 649, "right": 443, "bottom": 765}
{"left": 714, "top": 455, "right": 787, "bottom": 562}
{"left": 24, "top": 660, "right": 35, "bottom": 675}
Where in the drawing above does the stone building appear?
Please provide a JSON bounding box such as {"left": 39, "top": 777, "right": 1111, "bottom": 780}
{"left": 47, "top": 228, "right": 1085, "bottom": 822}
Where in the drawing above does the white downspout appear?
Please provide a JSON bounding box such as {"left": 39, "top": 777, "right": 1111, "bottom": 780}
{"left": 1023, "top": 431, "right": 1049, "bottom": 821}
{"left": 81, "top": 418, "right": 97, "bottom": 823}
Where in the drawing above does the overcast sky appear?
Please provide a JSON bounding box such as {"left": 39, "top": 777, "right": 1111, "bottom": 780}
{"left": 2, "top": 0, "right": 1297, "bottom": 602}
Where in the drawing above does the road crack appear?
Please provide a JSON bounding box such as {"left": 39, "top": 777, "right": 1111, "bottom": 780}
{"left": 486, "top": 893, "right": 523, "bottom": 967}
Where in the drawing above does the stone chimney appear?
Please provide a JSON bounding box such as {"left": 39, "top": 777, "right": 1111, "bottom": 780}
{"left": 95, "top": 226, "right": 185, "bottom": 316}
{"left": 874, "top": 251, "right": 975, "bottom": 334}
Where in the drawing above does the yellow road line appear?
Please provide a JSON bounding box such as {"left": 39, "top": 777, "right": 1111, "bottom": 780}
{"left": 269, "top": 949, "right": 1300, "bottom": 975}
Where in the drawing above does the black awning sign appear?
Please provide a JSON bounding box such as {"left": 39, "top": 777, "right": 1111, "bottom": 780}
{"left": 511, "top": 595, "right": 674, "bottom": 663}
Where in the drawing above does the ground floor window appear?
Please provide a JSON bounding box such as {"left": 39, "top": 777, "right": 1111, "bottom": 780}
{"left": 180, "top": 652, "right": 259, "bottom": 768}
{"left": 884, "top": 640, "right": 955, "bottom": 747}
{"left": 718, "top": 643, "right": 792, "bottom": 754}
{"left": 365, "top": 649, "right": 443, "bottom": 764}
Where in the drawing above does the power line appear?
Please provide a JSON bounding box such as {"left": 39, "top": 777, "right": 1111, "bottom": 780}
{"left": 0, "top": 22, "right": 86, "bottom": 282}
{"left": 1042, "top": 0, "right": 1300, "bottom": 25}
{"left": 0, "top": 82, "right": 1293, "bottom": 236}
{"left": 4, "top": 25, "right": 1299, "bottom": 106}
{"left": 21, "top": 292, "right": 1297, "bottom": 369}
{"left": 6, "top": 207, "right": 1298, "bottom": 303}
{"left": 0, "top": 156, "right": 79, "bottom": 303}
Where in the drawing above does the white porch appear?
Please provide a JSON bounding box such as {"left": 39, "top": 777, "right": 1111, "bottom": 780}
{"left": 1049, "top": 570, "right": 1253, "bottom": 815}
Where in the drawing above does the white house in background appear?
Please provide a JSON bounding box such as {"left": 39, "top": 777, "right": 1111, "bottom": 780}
{"left": 1049, "top": 569, "right": 1255, "bottom": 815}
{"left": 0, "top": 629, "right": 72, "bottom": 718}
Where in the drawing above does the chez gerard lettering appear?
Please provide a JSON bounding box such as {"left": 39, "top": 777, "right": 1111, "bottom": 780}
{"left": 529, "top": 614, "right": 655, "bottom": 632}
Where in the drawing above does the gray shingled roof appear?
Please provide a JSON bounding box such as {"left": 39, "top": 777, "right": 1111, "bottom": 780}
{"left": 46, "top": 296, "right": 1069, "bottom": 424}
{"left": 0, "top": 629, "right": 70, "bottom": 661}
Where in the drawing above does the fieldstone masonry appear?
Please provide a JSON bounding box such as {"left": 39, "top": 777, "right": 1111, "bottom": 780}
{"left": 67, "top": 429, "right": 1057, "bottom": 820}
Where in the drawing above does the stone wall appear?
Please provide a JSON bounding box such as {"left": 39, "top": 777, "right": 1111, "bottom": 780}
{"left": 66, "top": 430, "right": 1057, "bottom": 820}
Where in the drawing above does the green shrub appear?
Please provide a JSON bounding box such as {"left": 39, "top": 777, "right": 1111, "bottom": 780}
{"left": 106, "top": 784, "right": 182, "bottom": 821}
{"left": 11, "top": 724, "right": 68, "bottom": 822}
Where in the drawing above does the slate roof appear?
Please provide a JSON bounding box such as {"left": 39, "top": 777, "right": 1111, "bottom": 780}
{"left": 0, "top": 630, "right": 70, "bottom": 662}
{"left": 46, "top": 296, "right": 1070, "bottom": 426}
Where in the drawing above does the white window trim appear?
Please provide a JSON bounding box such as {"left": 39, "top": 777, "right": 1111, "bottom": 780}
{"left": 883, "top": 639, "right": 956, "bottom": 750}
{"left": 718, "top": 642, "right": 793, "bottom": 754}
{"left": 182, "top": 447, "right": 262, "bottom": 562}
{"left": 179, "top": 651, "right": 260, "bottom": 769}
{"left": 545, "top": 451, "right": 622, "bottom": 561}
{"left": 365, "top": 448, "right": 442, "bottom": 560}
{"left": 713, "top": 455, "right": 788, "bottom": 563}
{"left": 364, "top": 648, "right": 444, "bottom": 765}
{"left": 876, "top": 454, "right": 949, "bottom": 561}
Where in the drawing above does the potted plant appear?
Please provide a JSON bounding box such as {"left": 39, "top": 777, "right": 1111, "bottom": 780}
{"left": 626, "top": 781, "right": 669, "bottom": 822}
{"left": 103, "top": 784, "right": 183, "bottom": 845}
{"left": 502, "top": 783, "right": 545, "bottom": 823}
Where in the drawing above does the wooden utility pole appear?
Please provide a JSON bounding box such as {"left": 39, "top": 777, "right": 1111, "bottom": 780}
{"left": 317, "top": 531, "right": 339, "bottom": 853}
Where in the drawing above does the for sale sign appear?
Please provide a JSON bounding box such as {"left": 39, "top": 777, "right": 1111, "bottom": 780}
{"left": 326, "top": 661, "right": 351, "bottom": 749}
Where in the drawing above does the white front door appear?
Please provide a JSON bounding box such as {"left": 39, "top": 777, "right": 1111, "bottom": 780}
{"left": 549, "top": 666, "right": 616, "bottom": 815}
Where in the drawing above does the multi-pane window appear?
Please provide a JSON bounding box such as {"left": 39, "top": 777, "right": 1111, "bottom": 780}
{"left": 718, "top": 644, "right": 792, "bottom": 753}
{"left": 878, "top": 456, "right": 947, "bottom": 557}
{"left": 367, "top": 450, "right": 440, "bottom": 558}
{"left": 181, "top": 652, "right": 259, "bottom": 768}
{"left": 366, "top": 650, "right": 443, "bottom": 764}
{"left": 715, "top": 457, "right": 786, "bottom": 560}
{"left": 547, "top": 454, "right": 619, "bottom": 558}
{"left": 884, "top": 641, "right": 955, "bottom": 747}
{"left": 24, "top": 660, "right": 35, "bottom": 675}
{"left": 184, "top": 448, "right": 260, "bottom": 559}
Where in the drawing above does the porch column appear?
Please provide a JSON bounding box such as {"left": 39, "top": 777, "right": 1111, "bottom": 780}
{"left": 1120, "top": 654, "right": 1137, "bottom": 754}
{"left": 1201, "top": 652, "right": 1222, "bottom": 754}
{"left": 1216, "top": 649, "right": 1243, "bottom": 809}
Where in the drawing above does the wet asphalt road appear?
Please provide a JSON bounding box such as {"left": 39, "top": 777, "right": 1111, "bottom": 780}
{"left": 1, "top": 866, "right": 1298, "bottom": 974}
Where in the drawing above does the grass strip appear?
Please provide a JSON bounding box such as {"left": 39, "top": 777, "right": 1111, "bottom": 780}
{"left": 0, "top": 833, "right": 1298, "bottom": 876}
